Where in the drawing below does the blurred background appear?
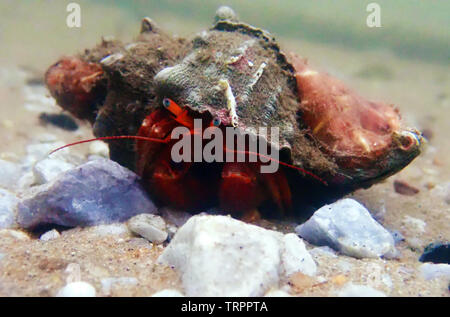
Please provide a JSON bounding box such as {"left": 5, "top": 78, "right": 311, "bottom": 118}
{"left": 0, "top": 0, "right": 449, "bottom": 180}
{"left": 1, "top": 0, "right": 449, "bottom": 69}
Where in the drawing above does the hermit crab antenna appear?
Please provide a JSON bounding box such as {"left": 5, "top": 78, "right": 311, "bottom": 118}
{"left": 223, "top": 147, "right": 328, "bottom": 186}
{"left": 48, "top": 135, "right": 168, "bottom": 156}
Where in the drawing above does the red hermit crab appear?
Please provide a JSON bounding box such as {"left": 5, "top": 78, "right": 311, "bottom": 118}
{"left": 45, "top": 6, "right": 423, "bottom": 219}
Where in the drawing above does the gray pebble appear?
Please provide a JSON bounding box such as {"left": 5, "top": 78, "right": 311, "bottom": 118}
{"left": 0, "top": 188, "right": 19, "bottom": 229}
{"left": 296, "top": 198, "right": 396, "bottom": 259}
{"left": 33, "top": 157, "right": 75, "bottom": 185}
{"left": 0, "top": 159, "right": 22, "bottom": 190}
{"left": 420, "top": 263, "right": 450, "bottom": 281}
{"left": 128, "top": 214, "right": 168, "bottom": 244}
{"left": 17, "top": 159, "right": 157, "bottom": 229}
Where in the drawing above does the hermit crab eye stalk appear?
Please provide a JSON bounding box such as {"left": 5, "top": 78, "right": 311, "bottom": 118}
{"left": 212, "top": 117, "right": 221, "bottom": 127}
{"left": 162, "top": 98, "right": 171, "bottom": 108}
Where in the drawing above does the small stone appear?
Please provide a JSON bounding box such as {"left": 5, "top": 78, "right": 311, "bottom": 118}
{"left": 24, "top": 141, "right": 69, "bottom": 166}
{"left": 88, "top": 141, "right": 109, "bottom": 157}
{"left": 337, "top": 283, "right": 387, "bottom": 297}
{"left": 56, "top": 281, "right": 96, "bottom": 297}
{"left": 419, "top": 263, "right": 450, "bottom": 281}
{"left": 0, "top": 159, "right": 22, "bottom": 190}
{"left": 420, "top": 243, "right": 450, "bottom": 264}
{"left": 403, "top": 215, "right": 426, "bottom": 234}
{"left": 151, "top": 289, "right": 184, "bottom": 297}
{"left": 101, "top": 277, "right": 138, "bottom": 295}
{"left": 39, "top": 229, "right": 60, "bottom": 241}
{"left": 33, "top": 157, "right": 75, "bottom": 184}
{"left": 0, "top": 229, "right": 29, "bottom": 241}
{"left": 65, "top": 263, "right": 81, "bottom": 283}
{"left": 281, "top": 233, "right": 317, "bottom": 277}
{"left": 394, "top": 180, "right": 420, "bottom": 196}
{"left": 17, "top": 159, "right": 157, "bottom": 229}
{"left": 295, "top": 198, "right": 396, "bottom": 259}
{"left": 0, "top": 188, "right": 19, "bottom": 229}
{"left": 128, "top": 214, "right": 168, "bottom": 244}
{"left": 158, "top": 215, "right": 316, "bottom": 296}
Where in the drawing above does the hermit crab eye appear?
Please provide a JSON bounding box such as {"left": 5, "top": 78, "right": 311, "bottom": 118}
{"left": 212, "top": 117, "right": 221, "bottom": 127}
{"left": 162, "top": 98, "right": 171, "bottom": 108}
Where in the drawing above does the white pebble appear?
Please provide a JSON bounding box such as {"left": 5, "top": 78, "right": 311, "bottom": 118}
{"left": 56, "top": 282, "right": 96, "bottom": 297}
{"left": 39, "top": 229, "right": 60, "bottom": 241}
{"left": 33, "top": 157, "right": 74, "bottom": 184}
{"left": 420, "top": 263, "right": 450, "bottom": 281}
{"left": 88, "top": 141, "right": 110, "bottom": 157}
{"left": 128, "top": 214, "right": 168, "bottom": 244}
{"left": 158, "top": 215, "right": 316, "bottom": 296}
{"left": 0, "top": 188, "right": 19, "bottom": 229}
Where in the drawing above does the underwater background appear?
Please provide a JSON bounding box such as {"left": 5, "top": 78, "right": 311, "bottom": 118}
{"left": 0, "top": 0, "right": 448, "bottom": 296}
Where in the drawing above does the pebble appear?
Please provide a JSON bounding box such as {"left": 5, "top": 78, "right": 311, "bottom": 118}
{"left": 17, "top": 159, "right": 157, "bottom": 229}
{"left": 0, "top": 159, "right": 22, "bottom": 190}
{"left": 158, "top": 215, "right": 316, "bottom": 296}
{"left": 128, "top": 214, "right": 168, "bottom": 244}
{"left": 101, "top": 277, "right": 138, "bottom": 295}
{"left": 393, "top": 180, "right": 420, "bottom": 196}
{"left": 88, "top": 141, "right": 110, "bottom": 157}
{"left": 403, "top": 215, "right": 426, "bottom": 234}
{"left": 23, "top": 141, "right": 69, "bottom": 166}
{"left": 151, "top": 289, "right": 185, "bottom": 297}
{"left": 33, "top": 157, "right": 75, "bottom": 184}
{"left": 39, "top": 229, "right": 60, "bottom": 241}
{"left": 419, "top": 263, "right": 450, "bottom": 281}
{"left": 56, "top": 281, "right": 96, "bottom": 297}
{"left": 295, "top": 198, "right": 396, "bottom": 259}
{"left": 65, "top": 263, "right": 81, "bottom": 283}
{"left": 0, "top": 188, "right": 19, "bottom": 229}
{"left": 0, "top": 229, "right": 30, "bottom": 241}
{"left": 337, "top": 283, "right": 387, "bottom": 297}
{"left": 419, "top": 243, "right": 450, "bottom": 264}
